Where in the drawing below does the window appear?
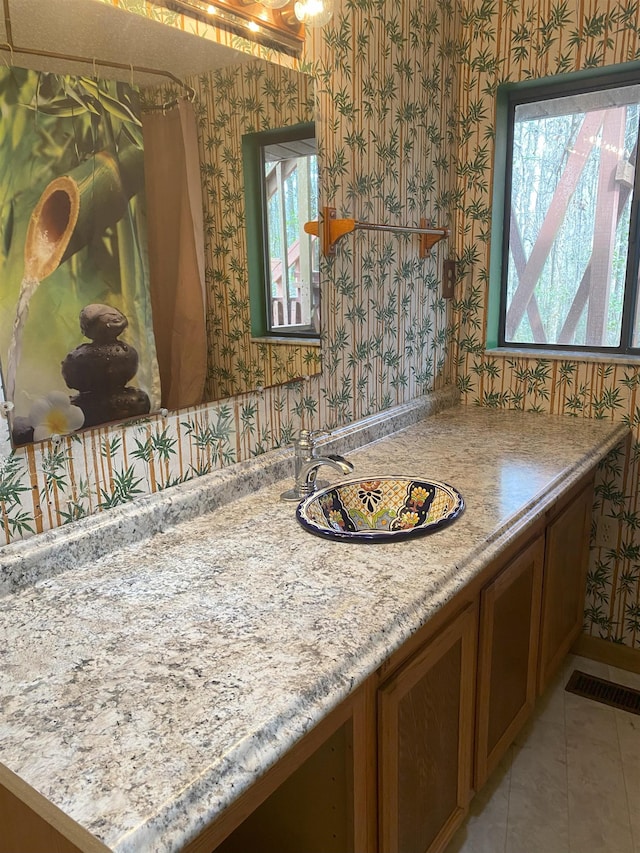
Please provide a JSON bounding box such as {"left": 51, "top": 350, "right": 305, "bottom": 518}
{"left": 490, "top": 69, "right": 640, "bottom": 355}
{"left": 243, "top": 123, "right": 319, "bottom": 339}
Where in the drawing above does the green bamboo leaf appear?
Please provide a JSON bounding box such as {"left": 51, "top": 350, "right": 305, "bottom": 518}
{"left": 97, "top": 90, "right": 142, "bottom": 126}
{"left": 2, "top": 197, "right": 14, "bottom": 257}
{"left": 11, "top": 106, "right": 27, "bottom": 149}
{"left": 132, "top": 437, "right": 153, "bottom": 463}
{"left": 118, "top": 121, "right": 143, "bottom": 151}
{"left": 8, "top": 510, "right": 35, "bottom": 536}
{"left": 27, "top": 97, "right": 98, "bottom": 118}
{"left": 79, "top": 77, "right": 141, "bottom": 126}
{"left": 36, "top": 71, "right": 65, "bottom": 102}
{"left": 62, "top": 81, "right": 99, "bottom": 111}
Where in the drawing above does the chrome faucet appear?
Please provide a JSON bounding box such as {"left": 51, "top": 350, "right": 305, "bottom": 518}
{"left": 281, "top": 429, "right": 354, "bottom": 501}
{"left": 296, "top": 454, "right": 354, "bottom": 498}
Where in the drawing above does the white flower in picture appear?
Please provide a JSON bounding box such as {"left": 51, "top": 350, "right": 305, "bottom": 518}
{"left": 28, "top": 392, "right": 85, "bottom": 442}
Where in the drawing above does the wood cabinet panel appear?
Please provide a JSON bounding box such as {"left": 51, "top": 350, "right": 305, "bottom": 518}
{"left": 200, "top": 683, "right": 377, "bottom": 853}
{"left": 538, "top": 481, "right": 594, "bottom": 694}
{"left": 0, "top": 764, "right": 108, "bottom": 853}
{"left": 475, "top": 535, "right": 544, "bottom": 788}
{"left": 214, "top": 722, "right": 353, "bottom": 853}
{"left": 379, "top": 604, "right": 477, "bottom": 853}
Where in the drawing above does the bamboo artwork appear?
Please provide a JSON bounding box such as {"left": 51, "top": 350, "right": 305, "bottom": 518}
{"left": 5, "top": 177, "right": 80, "bottom": 407}
{"left": 5, "top": 145, "right": 145, "bottom": 411}
{"left": 0, "top": 66, "right": 158, "bottom": 446}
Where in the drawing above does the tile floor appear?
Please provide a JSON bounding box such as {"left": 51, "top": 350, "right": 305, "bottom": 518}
{"left": 446, "top": 654, "right": 640, "bottom": 853}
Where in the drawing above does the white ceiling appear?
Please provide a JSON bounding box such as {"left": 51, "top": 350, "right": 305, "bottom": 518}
{"left": 0, "top": 0, "right": 251, "bottom": 88}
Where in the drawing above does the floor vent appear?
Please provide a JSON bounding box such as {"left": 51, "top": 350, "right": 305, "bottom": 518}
{"left": 565, "top": 670, "right": 640, "bottom": 716}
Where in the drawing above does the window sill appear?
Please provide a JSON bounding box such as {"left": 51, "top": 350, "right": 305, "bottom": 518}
{"left": 485, "top": 347, "right": 640, "bottom": 365}
{"left": 251, "top": 336, "right": 321, "bottom": 347}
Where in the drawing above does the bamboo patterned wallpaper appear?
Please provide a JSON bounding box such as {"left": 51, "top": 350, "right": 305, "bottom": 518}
{"left": 452, "top": 0, "right": 640, "bottom": 650}
{"left": 191, "top": 59, "right": 322, "bottom": 401}
{"left": 3, "top": 0, "right": 640, "bottom": 652}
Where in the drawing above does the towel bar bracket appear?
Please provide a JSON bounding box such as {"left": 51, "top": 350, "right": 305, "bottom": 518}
{"left": 304, "top": 206, "right": 450, "bottom": 257}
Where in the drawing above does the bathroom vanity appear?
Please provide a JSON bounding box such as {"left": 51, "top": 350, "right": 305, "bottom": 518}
{"left": 0, "top": 398, "right": 629, "bottom": 853}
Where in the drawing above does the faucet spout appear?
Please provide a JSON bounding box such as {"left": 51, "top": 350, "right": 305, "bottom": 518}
{"left": 280, "top": 428, "right": 354, "bottom": 502}
{"left": 296, "top": 454, "right": 354, "bottom": 499}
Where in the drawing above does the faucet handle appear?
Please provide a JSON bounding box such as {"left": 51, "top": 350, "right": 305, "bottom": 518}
{"left": 282, "top": 429, "right": 334, "bottom": 503}
{"left": 294, "top": 428, "right": 330, "bottom": 452}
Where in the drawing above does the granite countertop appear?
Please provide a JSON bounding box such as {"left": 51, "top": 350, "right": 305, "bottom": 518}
{"left": 0, "top": 401, "right": 629, "bottom": 852}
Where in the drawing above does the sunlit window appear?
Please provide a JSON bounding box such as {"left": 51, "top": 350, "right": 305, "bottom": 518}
{"left": 494, "top": 72, "right": 640, "bottom": 354}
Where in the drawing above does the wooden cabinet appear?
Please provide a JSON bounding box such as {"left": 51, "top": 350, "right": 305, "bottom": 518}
{"left": 538, "top": 480, "right": 594, "bottom": 694}
{"left": 212, "top": 722, "right": 355, "bottom": 853}
{"left": 208, "top": 603, "right": 479, "bottom": 853}
{"left": 378, "top": 604, "right": 477, "bottom": 853}
{"left": 198, "top": 683, "right": 377, "bottom": 853}
{"left": 5, "top": 477, "right": 596, "bottom": 853}
{"left": 474, "top": 535, "right": 544, "bottom": 788}
{"left": 204, "top": 481, "right": 593, "bottom": 853}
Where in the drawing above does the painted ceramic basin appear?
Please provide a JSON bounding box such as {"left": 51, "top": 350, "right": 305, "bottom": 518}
{"left": 296, "top": 476, "right": 464, "bottom": 542}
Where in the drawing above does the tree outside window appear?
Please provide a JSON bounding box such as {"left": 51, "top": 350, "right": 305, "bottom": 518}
{"left": 495, "top": 73, "right": 640, "bottom": 355}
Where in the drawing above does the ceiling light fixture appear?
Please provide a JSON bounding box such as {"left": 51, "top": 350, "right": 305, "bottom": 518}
{"left": 293, "top": 0, "right": 333, "bottom": 26}
{"left": 260, "top": 0, "right": 290, "bottom": 9}
{"left": 166, "top": 0, "right": 305, "bottom": 55}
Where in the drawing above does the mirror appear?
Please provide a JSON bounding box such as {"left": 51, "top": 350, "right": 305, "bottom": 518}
{"left": 0, "top": 0, "right": 321, "bottom": 446}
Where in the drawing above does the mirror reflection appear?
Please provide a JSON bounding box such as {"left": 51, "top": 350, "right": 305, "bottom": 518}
{"left": 243, "top": 123, "right": 319, "bottom": 340}
{"left": 0, "top": 0, "right": 321, "bottom": 447}
{"left": 263, "top": 136, "right": 319, "bottom": 335}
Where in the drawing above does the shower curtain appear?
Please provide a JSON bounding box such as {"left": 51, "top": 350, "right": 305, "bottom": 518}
{"left": 0, "top": 67, "right": 161, "bottom": 445}
{"left": 142, "top": 100, "right": 207, "bottom": 411}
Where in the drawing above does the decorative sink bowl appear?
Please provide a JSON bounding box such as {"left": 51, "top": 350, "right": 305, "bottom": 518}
{"left": 296, "top": 476, "right": 464, "bottom": 542}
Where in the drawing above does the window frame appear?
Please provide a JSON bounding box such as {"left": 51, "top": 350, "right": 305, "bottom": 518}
{"left": 488, "top": 63, "right": 640, "bottom": 357}
{"left": 242, "top": 121, "right": 318, "bottom": 341}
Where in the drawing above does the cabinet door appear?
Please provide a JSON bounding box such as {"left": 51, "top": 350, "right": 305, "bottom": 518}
{"left": 538, "top": 482, "right": 593, "bottom": 694}
{"left": 475, "top": 535, "right": 544, "bottom": 788}
{"left": 378, "top": 604, "right": 477, "bottom": 853}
